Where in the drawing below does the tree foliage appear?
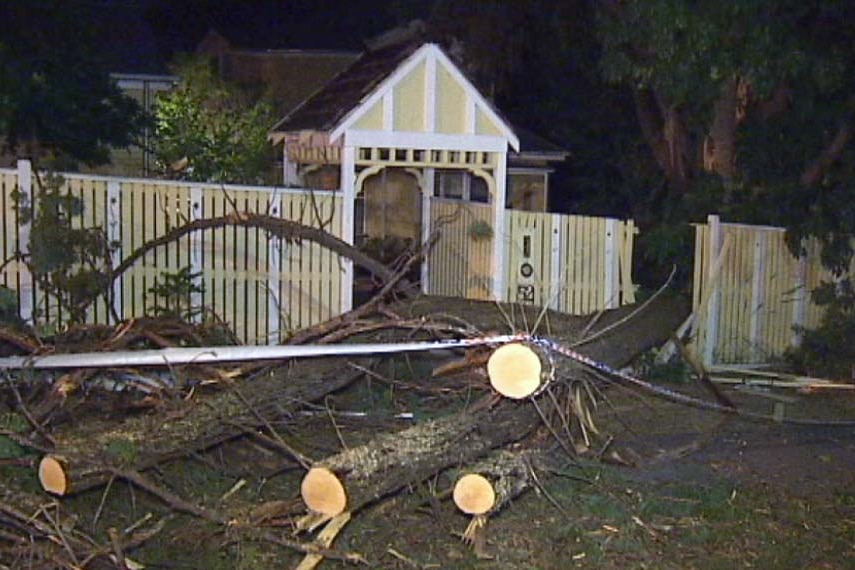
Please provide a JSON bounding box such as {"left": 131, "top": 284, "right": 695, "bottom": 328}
{"left": 152, "top": 54, "right": 276, "bottom": 185}
{"left": 596, "top": 0, "right": 855, "bottom": 273}
{"left": 0, "top": 0, "right": 146, "bottom": 166}
{"left": 16, "top": 174, "right": 114, "bottom": 325}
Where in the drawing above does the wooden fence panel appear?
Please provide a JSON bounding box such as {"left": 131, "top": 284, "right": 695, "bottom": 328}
{"left": 692, "top": 215, "right": 854, "bottom": 365}
{"left": 0, "top": 164, "right": 345, "bottom": 344}
{"left": 506, "top": 211, "right": 635, "bottom": 315}
{"left": 273, "top": 190, "right": 343, "bottom": 339}
{"left": 504, "top": 210, "right": 554, "bottom": 307}
{"left": 427, "top": 199, "right": 493, "bottom": 299}
{"left": 427, "top": 203, "right": 637, "bottom": 315}
{"left": 0, "top": 171, "right": 24, "bottom": 306}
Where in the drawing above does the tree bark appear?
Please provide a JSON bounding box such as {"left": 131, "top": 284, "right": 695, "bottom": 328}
{"left": 633, "top": 89, "right": 692, "bottom": 193}
{"left": 708, "top": 76, "right": 739, "bottom": 185}
{"left": 801, "top": 119, "right": 854, "bottom": 187}
{"left": 300, "top": 294, "right": 688, "bottom": 515}
{"left": 39, "top": 356, "right": 372, "bottom": 495}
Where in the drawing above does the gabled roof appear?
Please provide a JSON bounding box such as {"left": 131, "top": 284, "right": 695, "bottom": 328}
{"left": 512, "top": 126, "right": 570, "bottom": 161}
{"left": 271, "top": 41, "right": 520, "bottom": 151}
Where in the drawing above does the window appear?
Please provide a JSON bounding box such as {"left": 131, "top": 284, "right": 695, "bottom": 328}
{"left": 434, "top": 170, "right": 490, "bottom": 203}
{"left": 434, "top": 170, "right": 464, "bottom": 199}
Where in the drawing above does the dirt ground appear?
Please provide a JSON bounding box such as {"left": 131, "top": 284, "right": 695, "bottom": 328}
{"left": 311, "top": 383, "right": 855, "bottom": 570}
{"left": 4, "top": 346, "right": 855, "bottom": 569}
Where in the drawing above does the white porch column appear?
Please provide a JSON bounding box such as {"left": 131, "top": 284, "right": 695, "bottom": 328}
{"left": 106, "top": 180, "right": 122, "bottom": 323}
{"left": 703, "top": 214, "right": 723, "bottom": 366}
{"left": 421, "top": 168, "right": 435, "bottom": 294}
{"left": 16, "top": 159, "right": 33, "bottom": 324}
{"left": 282, "top": 146, "right": 300, "bottom": 187}
{"left": 340, "top": 143, "right": 356, "bottom": 312}
{"left": 491, "top": 151, "right": 507, "bottom": 301}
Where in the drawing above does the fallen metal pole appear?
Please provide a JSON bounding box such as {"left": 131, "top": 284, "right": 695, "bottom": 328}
{"left": 0, "top": 335, "right": 523, "bottom": 370}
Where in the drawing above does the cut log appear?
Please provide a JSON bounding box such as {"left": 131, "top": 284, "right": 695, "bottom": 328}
{"left": 453, "top": 474, "right": 495, "bottom": 515}
{"left": 301, "top": 467, "right": 348, "bottom": 517}
{"left": 301, "top": 293, "right": 688, "bottom": 517}
{"left": 38, "top": 455, "right": 68, "bottom": 496}
{"left": 487, "top": 343, "right": 543, "bottom": 399}
{"left": 457, "top": 450, "right": 535, "bottom": 516}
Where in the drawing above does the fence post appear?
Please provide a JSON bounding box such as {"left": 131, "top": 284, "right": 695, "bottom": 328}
{"left": 748, "top": 232, "right": 767, "bottom": 360}
{"left": 491, "top": 152, "right": 507, "bottom": 301}
{"left": 16, "top": 159, "right": 33, "bottom": 324}
{"left": 791, "top": 254, "right": 807, "bottom": 347}
{"left": 189, "top": 187, "right": 204, "bottom": 323}
{"left": 702, "top": 214, "right": 723, "bottom": 366}
{"left": 267, "top": 192, "right": 283, "bottom": 344}
{"left": 421, "top": 168, "right": 434, "bottom": 294}
{"left": 549, "top": 213, "right": 561, "bottom": 310}
{"left": 604, "top": 218, "right": 619, "bottom": 309}
{"left": 340, "top": 144, "right": 355, "bottom": 312}
{"left": 106, "top": 180, "right": 122, "bottom": 323}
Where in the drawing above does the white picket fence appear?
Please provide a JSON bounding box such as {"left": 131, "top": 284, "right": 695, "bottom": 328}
{"left": 1, "top": 161, "right": 344, "bottom": 344}
{"left": 426, "top": 200, "right": 637, "bottom": 314}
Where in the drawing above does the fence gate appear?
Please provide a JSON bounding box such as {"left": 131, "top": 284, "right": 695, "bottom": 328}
{"left": 504, "top": 211, "right": 636, "bottom": 314}
{"left": 426, "top": 199, "right": 494, "bottom": 300}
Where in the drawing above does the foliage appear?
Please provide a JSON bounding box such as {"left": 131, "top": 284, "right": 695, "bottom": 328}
{"left": 152, "top": 54, "right": 276, "bottom": 185}
{"left": 787, "top": 279, "right": 855, "bottom": 379}
{"left": 467, "top": 220, "right": 493, "bottom": 241}
{"left": 0, "top": 412, "right": 28, "bottom": 460}
{"left": 596, "top": 0, "right": 855, "bottom": 274}
{"left": 16, "top": 174, "right": 114, "bottom": 325}
{"left": 146, "top": 266, "right": 204, "bottom": 322}
{"left": 0, "top": 0, "right": 146, "bottom": 166}
{"left": 0, "top": 286, "right": 21, "bottom": 327}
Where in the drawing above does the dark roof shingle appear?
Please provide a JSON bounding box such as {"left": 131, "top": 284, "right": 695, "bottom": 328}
{"left": 271, "top": 41, "right": 422, "bottom": 133}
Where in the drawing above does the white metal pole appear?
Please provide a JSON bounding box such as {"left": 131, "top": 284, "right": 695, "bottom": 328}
{"left": 0, "top": 336, "right": 521, "bottom": 370}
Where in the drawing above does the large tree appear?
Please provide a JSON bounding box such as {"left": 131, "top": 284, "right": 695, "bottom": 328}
{"left": 596, "top": 0, "right": 855, "bottom": 271}
{"left": 0, "top": 0, "right": 146, "bottom": 166}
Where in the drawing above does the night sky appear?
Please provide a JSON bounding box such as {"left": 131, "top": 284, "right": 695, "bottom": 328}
{"left": 93, "top": 0, "right": 430, "bottom": 73}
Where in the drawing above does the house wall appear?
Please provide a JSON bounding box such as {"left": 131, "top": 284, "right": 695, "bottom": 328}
{"left": 87, "top": 75, "right": 177, "bottom": 178}
{"left": 435, "top": 65, "right": 466, "bottom": 134}
{"left": 393, "top": 61, "right": 426, "bottom": 131}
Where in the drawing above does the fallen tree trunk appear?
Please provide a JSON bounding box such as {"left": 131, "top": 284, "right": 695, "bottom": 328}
{"left": 298, "top": 293, "right": 688, "bottom": 515}
{"left": 38, "top": 356, "right": 372, "bottom": 495}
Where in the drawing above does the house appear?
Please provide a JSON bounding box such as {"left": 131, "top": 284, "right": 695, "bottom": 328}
{"left": 195, "top": 29, "right": 359, "bottom": 117}
{"left": 268, "top": 37, "right": 567, "bottom": 222}
{"left": 106, "top": 73, "right": 178, "bottom": 177}
{"left": 267, "top": 37, "right": 568, "bottom": 307}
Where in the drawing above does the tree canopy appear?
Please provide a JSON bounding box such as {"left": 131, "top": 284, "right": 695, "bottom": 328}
{"left": 0, "top": 0, "right": 146, "bottom": 166}
{"left": 152, "top": 54, "right": 276, "bottom": 185}
{"left": 594, "top": 0, "right": 855, "bottom": 273}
